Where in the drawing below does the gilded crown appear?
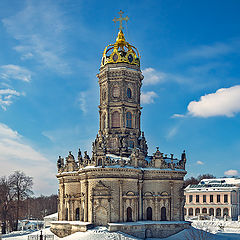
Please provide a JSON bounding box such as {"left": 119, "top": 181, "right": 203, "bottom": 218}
{"left": 101, "top": 30, "right": 140, "bottom": 67}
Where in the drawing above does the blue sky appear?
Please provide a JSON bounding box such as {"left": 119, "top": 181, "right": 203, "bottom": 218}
{"left": 0, "top": 0, "right": 240, "bottom": 195}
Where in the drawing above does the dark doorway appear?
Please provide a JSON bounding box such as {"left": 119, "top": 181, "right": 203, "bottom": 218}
{"left": 75, "top": 208, "right": 80, "bottom": 221}
{"left": 161, "top": 207, "right": 167, "bottom": 221}
{"left": 127, "top": 207, "right": 132, "bottom": 222}
{"left": 146, "top": 207, "right": 152, "bottom": 220}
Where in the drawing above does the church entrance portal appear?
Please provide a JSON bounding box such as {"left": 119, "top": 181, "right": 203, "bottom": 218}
{"left": 161, "top": 207, "right": 167, "bottom": 221}
{"left": 95, "top": 207, "right": 108, "bottom": 226}
{"left": 127, "top": 207, "right": 132, "bottom": 222}
{"left": 147, "top": 207, "right": 152, "bottom": 220}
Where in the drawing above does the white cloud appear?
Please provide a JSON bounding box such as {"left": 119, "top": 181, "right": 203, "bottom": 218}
{"left": 2, "top": 1, "right": 70, "bottom": 73}
{"left": 0, "top": 123, "right": 57, "bottom": 195}
{"left": 166, "top": 126, "right": 178, "bottom": 140}
{"left": 196, "top": 161, "right": 204, "bottom": 165}
{"left": 183, "top": 42, "right": 233, "bottom": 59}
{"left": 0, "top": 64, "right": 31, "bottom": 82}
{"left": 187, "top": 85, "right": 240, "bottom": 117}
{"left": 224, "top": 169, "right": 239, "bottom": 176}
{"left": 142, "top": 68, "right": 166, "bottom": 85}
{"left": 77, "top": 92, "right": 87, "bottom": 113}
{"left": 171, "top": 114, "right": 186, "bottom": 118}
{"left": 0, "top": 89, "right": 22, "bottom": 110}
{"left": 141, "top": 91, "right": 158, "bottom": 104}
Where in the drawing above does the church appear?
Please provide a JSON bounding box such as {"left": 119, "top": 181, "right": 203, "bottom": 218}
{"left": 51, "top": 11, "right": 189, "bottom": 239}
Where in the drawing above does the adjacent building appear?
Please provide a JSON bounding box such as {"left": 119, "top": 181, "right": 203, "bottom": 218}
{"left": 184, "top": 178, "right": 240, "bottom": 220}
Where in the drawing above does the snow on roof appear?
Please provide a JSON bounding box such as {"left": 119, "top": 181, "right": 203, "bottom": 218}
{"left": 44, "top": 212, "right": 58, "bottom": 219}
{"left": 201, "top": 178, "right": 240, "bottom": 185}
{"left": 185, "top": 178, "right": 240, "bottom": 192}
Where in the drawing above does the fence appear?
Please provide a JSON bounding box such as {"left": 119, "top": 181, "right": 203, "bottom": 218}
{"left": 28, "top": 235, "right": 54, "bottom": 240}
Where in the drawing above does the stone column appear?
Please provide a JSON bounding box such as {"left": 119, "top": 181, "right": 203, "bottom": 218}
{"left": 70, "top": 200, "right": 74, "bottom": 221}
{"left": 122, "top": 107, "right": 125, "bottom": 128}
{"left": 154, "top": 198, "right": 157, "bottom": 221}
{"left": 138, "top": 180, "right": 143, "bottom": 220}
{"left": 170, "top": 182, "right": 174, "bottom": 220}
{"left": 108, "top": 199, "right": 111, "bottom": 223}
{"left": 84, "top": 180, "right": 88, "bottom": 222}
{"left": 119, "top": 180, "right": 123, "bottom": 222}
{"left": 89, "top": 196, "right": 93, "bottom": 223}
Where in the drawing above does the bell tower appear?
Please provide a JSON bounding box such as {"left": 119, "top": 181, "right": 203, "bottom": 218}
{"left": 92, "top": 11, "right": 148, "bottom": 158}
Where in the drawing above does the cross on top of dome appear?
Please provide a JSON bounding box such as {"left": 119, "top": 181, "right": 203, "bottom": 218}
{"left": 113, "top": 10, "right": 129, "bottom": 31}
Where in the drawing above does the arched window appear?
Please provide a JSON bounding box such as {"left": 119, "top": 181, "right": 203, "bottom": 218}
{"left": 209, "top": 208, "right": 214, "bottom": 216}
{"left": 129, "top": 140, "right": 134, "bottom": 149}
{"left": 98, "top": 158, "right": 102, "bottom": 166}
{"left": 146, "top": 207, "right": 152, "bottom": 220}
{"left": 189, "top": 208, "right": 193, "bottom": 216}
{"left": 127, "top": 207, "right": 132, "bottom": 222}
{"left": 65, "top": 208, "right": 68, "bottom": 221}
{"left": 75, "top": 208, "right": 80, "bottom": 221}
{"left": 161, "top": 207, "right": 167, "bottom": 221}
{"left": 127, "top": 88, "right": 132, "bottom": 98}
{"left": 113, "top": 87, "right": 120, "bottom": 98}
{"left": 112, "top": 111, "right": 120, "bottom": 128}
{"left": 223, "top": 208, "right": 229, "bottom": 216}
{"left": 195, "top": 208, "right": 200, "bottom": 216}
{"left": 126, "top": 112, "right": 132, "bottom": 128}
{"left": 216, "top": 208, "right": 221, "bottom": 217}
{"left": 202, "top": 208, "right": 207, "bottom": 214}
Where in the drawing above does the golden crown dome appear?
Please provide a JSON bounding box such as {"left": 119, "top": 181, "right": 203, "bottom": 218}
{"left": 101, "top": 30, "right": 140, "bottom": 67}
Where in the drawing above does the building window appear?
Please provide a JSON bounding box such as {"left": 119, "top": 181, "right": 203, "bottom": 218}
{"left": 202, "top": 208, "right": 207, "bottom": 214}
{"left": 98, "top": 158, "right": 102, "bottom": 166}
{"left": 75, "top": 208, "right": 80, "bottom": 221}
{"left": 65, "top": 208, "right": 68, "bottom": 221}
{"left": 129, "top": 140, "right": 134, "bottom": 149}
{"left": 189, "top": 195, "right": 193, "bottom": 203}
{"left": 146, "top": 207, "right": 152, "bottom": 220}
{"left": 209, "top": 208, "right": 214, "bottom": 216}
{"left": 203, "top": 195, "right": 206, "bottom": 203}
{"left": 196, "top": 195, "right": 199, "bottom": 203}
{"left": 127, "top": 88, "right": 132, "bottom": 98}
{"left": 161, "top": 207, "right": 167, "bottom": 221}
{"left": 189, "top": 208, "right": 193, "bottom": 216}
{"left": 113, "top": 87, "right": 120, "bottom": 98}
{"left": 126, "top": 112, "right": 132, "bottom": 128}
{"left": 184, "top": 208, "right": 187, "bottom": 215}
{"left": 223, "top": 208, "right": 229, "bottom": 216}
{"left": 224, "top": 194, "right": 228, "bottom": 203}
{"left": 210, "top": 195, "right": 213, "bottom": 203}
{"left": 127, "top": 207, "right": 132, "bottom": 222}
{"left": 112, "top": 111, "right": 120, "bottom": 128}
{"left": 217, "top": 194, "right": 221, "bottom": 203}
{"left": 195, "top": 208, "right": 200, "bottom": 216}
{"left": 216, "top": 208, "right": 221, "bottom": 217}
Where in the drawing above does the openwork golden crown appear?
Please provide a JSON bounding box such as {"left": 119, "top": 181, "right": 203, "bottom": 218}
{"left": 101, "top": 30, "right": 140, "bottom": 67}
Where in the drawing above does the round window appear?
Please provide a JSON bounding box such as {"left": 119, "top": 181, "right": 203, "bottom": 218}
{"left": 127, "top": 88, "right": 132, "bottom": 98}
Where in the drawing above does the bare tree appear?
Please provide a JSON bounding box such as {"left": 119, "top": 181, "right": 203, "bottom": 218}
{"left": 9, "top": 171, "right": 33, "bottom": 230}
{"left": 184, "top": 174, "right": 215, "bottom": 188}
{"left": 0, "top": 176, "right": 14, "bottom": 234}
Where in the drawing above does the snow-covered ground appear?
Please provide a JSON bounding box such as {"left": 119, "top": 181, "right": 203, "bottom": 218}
{"left": 2, "top": 220, "right": 240, "bottom": 240}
